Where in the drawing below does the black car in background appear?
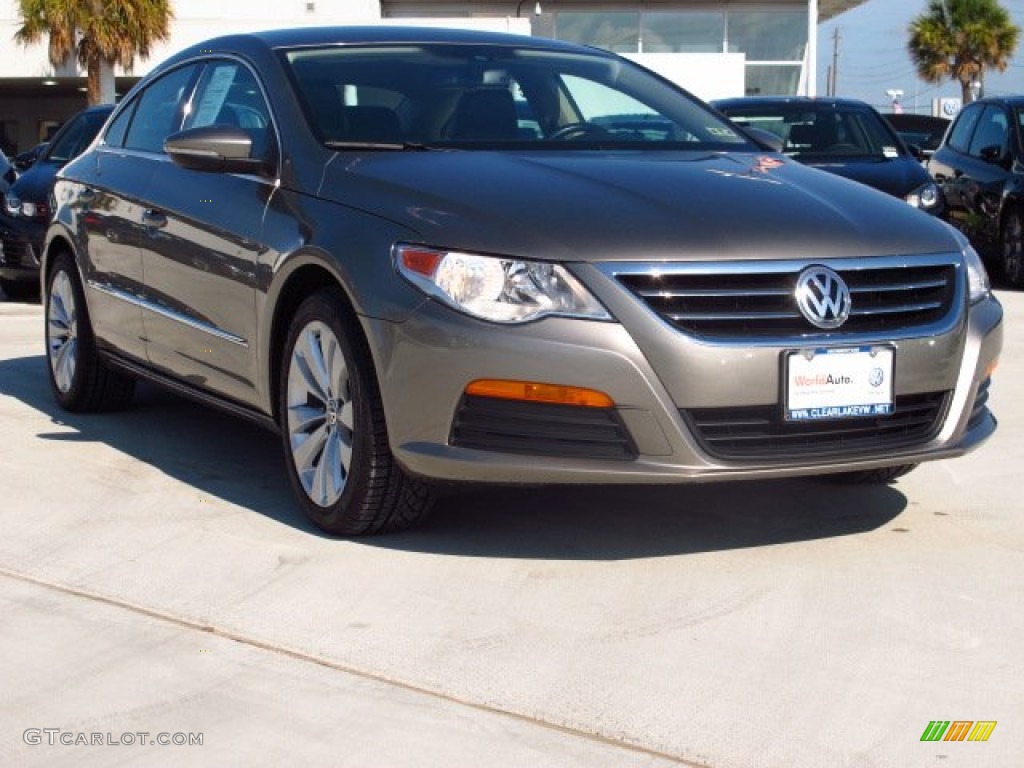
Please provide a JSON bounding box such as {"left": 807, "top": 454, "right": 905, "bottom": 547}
{"left": 0, "top": 105, "right": 113, "bottom": 299}
{"left": 928, "top": 95, "right": 1024, "bottom": 287}
{"left": 713, "top": 97, "right": 944, "bottom": 217}
{"left": 883, "top": 113, "right": 950, "bottom": 160}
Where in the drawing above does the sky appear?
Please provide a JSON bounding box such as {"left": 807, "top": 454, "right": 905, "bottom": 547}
{"left": 817, "top": 0, "right": 1024, "bottom": 113}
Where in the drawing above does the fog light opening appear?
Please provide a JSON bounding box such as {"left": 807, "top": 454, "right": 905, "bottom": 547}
{"left": 465, "top": 379, "right": 614, "bottom": 408}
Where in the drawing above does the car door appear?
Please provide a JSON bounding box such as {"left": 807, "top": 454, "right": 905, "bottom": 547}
{"left": 136, "top": 59, "right": 276, "bottom": 406}
{"left": 958, "top": 105, "right": 1013, "bottom": 240}
{"left": 69, "top": 67, "right": 200, "bottom": 362}
{"left": 930, "top": 103, "right": 983, "bottom": 225}
{"left": 929, "top": 103, "right": 1012, "bottom": 244}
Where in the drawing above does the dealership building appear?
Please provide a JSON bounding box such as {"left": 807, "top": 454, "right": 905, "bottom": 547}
{"left": 0, "top": 0, "right": 864, "bottom": 155}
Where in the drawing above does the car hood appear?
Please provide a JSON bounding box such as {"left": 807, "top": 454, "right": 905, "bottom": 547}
{"left": 800, "top": 155, "right": 930, "bottom": 199}
{"left": 9, "top": 160, "right": 60, "bottom": 203}
{"left": 319, "top": 150, "right": 958, "bottom": 261}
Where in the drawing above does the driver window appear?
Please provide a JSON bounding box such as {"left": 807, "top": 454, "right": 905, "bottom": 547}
{"left": 183, "top": 61, "right": 273, "bottom": 157}
{"left": 123, "top": 65, "right": 199, "bottom": 153}
{"left": 967, "top": 106, "right": 1008, "bottom": 159}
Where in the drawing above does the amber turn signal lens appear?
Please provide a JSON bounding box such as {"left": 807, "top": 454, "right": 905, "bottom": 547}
{"left": 399, "top": 248, "right": 443, "bottom": 277}
{"left": 465, "top": 379, "right": 614, "bottom": 408}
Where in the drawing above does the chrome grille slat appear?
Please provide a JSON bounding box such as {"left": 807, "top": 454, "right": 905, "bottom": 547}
{"left": 668, "top": 311, "right": 799, "bottom": 322}
{"left": 849, "top": 278, "right": 947, "bottom": 293}
{"left": 636, "top": 287, "right": 792, "bottom": 299}
{"left": 850, "top": 301, "right": 944, "bottom": 316}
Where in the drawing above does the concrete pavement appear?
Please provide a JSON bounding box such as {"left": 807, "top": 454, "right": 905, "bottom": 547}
{"left": 0, "top": 289, "right": 1021, "bottom": 767}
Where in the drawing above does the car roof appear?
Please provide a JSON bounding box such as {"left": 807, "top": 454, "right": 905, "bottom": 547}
{"left": 967, "top": 95, "right": 1024, "bottom": 107}
{"left": 166, "top": 25, "right": 603, "bottom": 64}
{"left": 712, "top": 96, "right": 878, "bottom": 110}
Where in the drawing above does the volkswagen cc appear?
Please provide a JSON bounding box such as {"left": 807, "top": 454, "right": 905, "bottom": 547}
{"left": 43, "top": 27, "right": 1001, "bottom": 534}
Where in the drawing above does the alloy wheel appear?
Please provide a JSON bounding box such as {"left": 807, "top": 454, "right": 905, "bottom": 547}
{"left": 286, "top": 320, "right": 354, "bottom": 507}
{"left": 47, "top": 270, "right": 78, "bottom": 394}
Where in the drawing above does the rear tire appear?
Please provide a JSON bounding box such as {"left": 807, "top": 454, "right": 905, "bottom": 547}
{"left": 1001, "top": 208, "right": 1024, "bottom": 287}
{"left": 45, "top": 252, "right": 135, "bottom": 412}
{"left": 278, "top": 289, "right": 432, "bottom": 535}
{"left": 826, "top": 464, "right": 918, "bottom": 485}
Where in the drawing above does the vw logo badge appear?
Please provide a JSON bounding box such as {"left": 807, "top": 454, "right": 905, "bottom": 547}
{"left": 869, "top": 367, "right": 885, "bottom": 388}
{"left": 795, "top": 266, "right": 852, "bottom": 329}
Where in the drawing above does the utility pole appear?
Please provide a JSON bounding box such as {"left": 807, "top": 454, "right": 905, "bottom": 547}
{"left": 829, "top": 28, "right": 841, "bottom": 97}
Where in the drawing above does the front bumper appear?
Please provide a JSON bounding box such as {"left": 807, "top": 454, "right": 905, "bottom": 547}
{"left": 0, "top": 215, "right": 44, "bottom": 282}
{"left": 365, "top": 257, "right": 1002, "bottom": 485}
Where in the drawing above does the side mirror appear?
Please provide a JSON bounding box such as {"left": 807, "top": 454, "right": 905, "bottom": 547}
{"left": 907, "top": 143, "right": 924, "bottom": 162}
{"left": 164, "top": 125, "right": 272, "bottom": 175}
{"left": 978, "top": 144, "right": 1006, "bottom": 165}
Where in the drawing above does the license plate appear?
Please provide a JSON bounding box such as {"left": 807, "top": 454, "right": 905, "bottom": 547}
{"left": 785, "top": 346, "right": 894, "bottom": 421}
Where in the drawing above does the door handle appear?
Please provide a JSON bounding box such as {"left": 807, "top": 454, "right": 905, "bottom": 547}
{"left": 141, "top": 209, "right": 167, "bottom": 229}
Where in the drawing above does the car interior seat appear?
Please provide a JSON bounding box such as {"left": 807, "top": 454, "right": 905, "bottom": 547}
{"left": 444, "top": 88, "right": 519, "bottom": 141}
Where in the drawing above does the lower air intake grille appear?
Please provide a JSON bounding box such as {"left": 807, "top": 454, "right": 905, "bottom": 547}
{"left": 683, "top": 391, "right": 950, "bottom": 460}
{"left": 451, "top": 395, "right": 637, "bottom": 460}
{"left": 967, "top": 378, "right": 991, "bottom": 430}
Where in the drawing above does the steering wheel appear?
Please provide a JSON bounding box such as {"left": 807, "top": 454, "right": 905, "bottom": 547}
{"left": 547, "top": 122, "right": 611, "bottom": 141}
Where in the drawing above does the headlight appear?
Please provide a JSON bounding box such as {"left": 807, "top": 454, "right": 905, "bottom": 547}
{"left": 905, "top": 181, "right": 941, "bottom": 211}
{"left": 963, "top": 242, "right": 990, "bottom": 304}
{"left": 395, "top": 245, "right": 611, "bottom": 324}
{"left": 4, "top": 194, "right": 48, "bottom": 219}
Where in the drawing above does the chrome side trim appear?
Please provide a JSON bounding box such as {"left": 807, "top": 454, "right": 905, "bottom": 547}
{"left": 87, "top": 281, "right": 249, "bottom": 348}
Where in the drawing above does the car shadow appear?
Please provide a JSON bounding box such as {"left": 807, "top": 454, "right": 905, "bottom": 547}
{"left": 0, "top": 353, "right": 318, "bottom": 535}
{"left": 1, "top": 354, "right": 908, "bottom": 560}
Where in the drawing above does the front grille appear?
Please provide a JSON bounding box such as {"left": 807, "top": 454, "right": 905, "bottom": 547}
{"left": 683, "top": 391, "right": 950, "bottom": 460}
{"left": 968, "top": 378, "right": 992, "bottom": 430}
{"left": 617, "top": 262, "right": 957, "bottom": 339}
{"left": 0, "top": 236, "right": 38, "bottom": 268}
{"left": 451, "top": 395, "right": 637, "bottom": 460}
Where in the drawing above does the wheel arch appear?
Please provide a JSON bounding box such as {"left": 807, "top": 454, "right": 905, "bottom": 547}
{"left": 264, "top": 256, "right": 369, "bottom": 426}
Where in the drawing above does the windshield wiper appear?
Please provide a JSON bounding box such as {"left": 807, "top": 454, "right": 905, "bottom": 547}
{"left": 324, "top": 141, "right": 436, "bottom": 151}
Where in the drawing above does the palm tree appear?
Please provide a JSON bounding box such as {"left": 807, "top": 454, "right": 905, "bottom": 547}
{"left": 16, "top": 0, "right": 173, "bottom": 105}
{"left": 908, "top": 0, "right": 1019, "bottom": 104}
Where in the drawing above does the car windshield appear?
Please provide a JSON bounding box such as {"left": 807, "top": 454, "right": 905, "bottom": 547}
{"left": 283, "top": 43, "right": 752, "bottom": 150}
{"left": 45, "top": 111, "right": 111, "bottom": 164}
{"left": 720, "top": 104, "right": 904, "bottom": 160}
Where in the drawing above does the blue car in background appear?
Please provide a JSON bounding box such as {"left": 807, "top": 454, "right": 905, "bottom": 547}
{"left": 0, "top": 104, "right": 113, "bottom": 299}
{"left": 713, "top": 96, "right": 944, "bottom": 217}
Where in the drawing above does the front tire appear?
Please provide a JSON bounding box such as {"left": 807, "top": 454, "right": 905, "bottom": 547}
{"left": 1001, "top": 208, "right": 1024, "bottom": 287}
{"left": 45, "top": 253, "right": 135, "bottom": 412}
{"left": 279, "top": 289, "right": 431, "bottom": 535}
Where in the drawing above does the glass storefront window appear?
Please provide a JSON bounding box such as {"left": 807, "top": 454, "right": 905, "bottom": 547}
{"left": 744, "top": 65, "right": 803, "bottom": 96}
{"left": 555, "top": 12, "right": 640, "bottom": 53}
{"left": 727, "top": 11, "right": 807, "bottom": 61}
{"left": 640, "top": 11, "right": 725, "bottom": 53}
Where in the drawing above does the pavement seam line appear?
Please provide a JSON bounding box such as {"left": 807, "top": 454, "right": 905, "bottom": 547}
{"left": 0, "top": 566, "right": 710, "bottom": 768}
